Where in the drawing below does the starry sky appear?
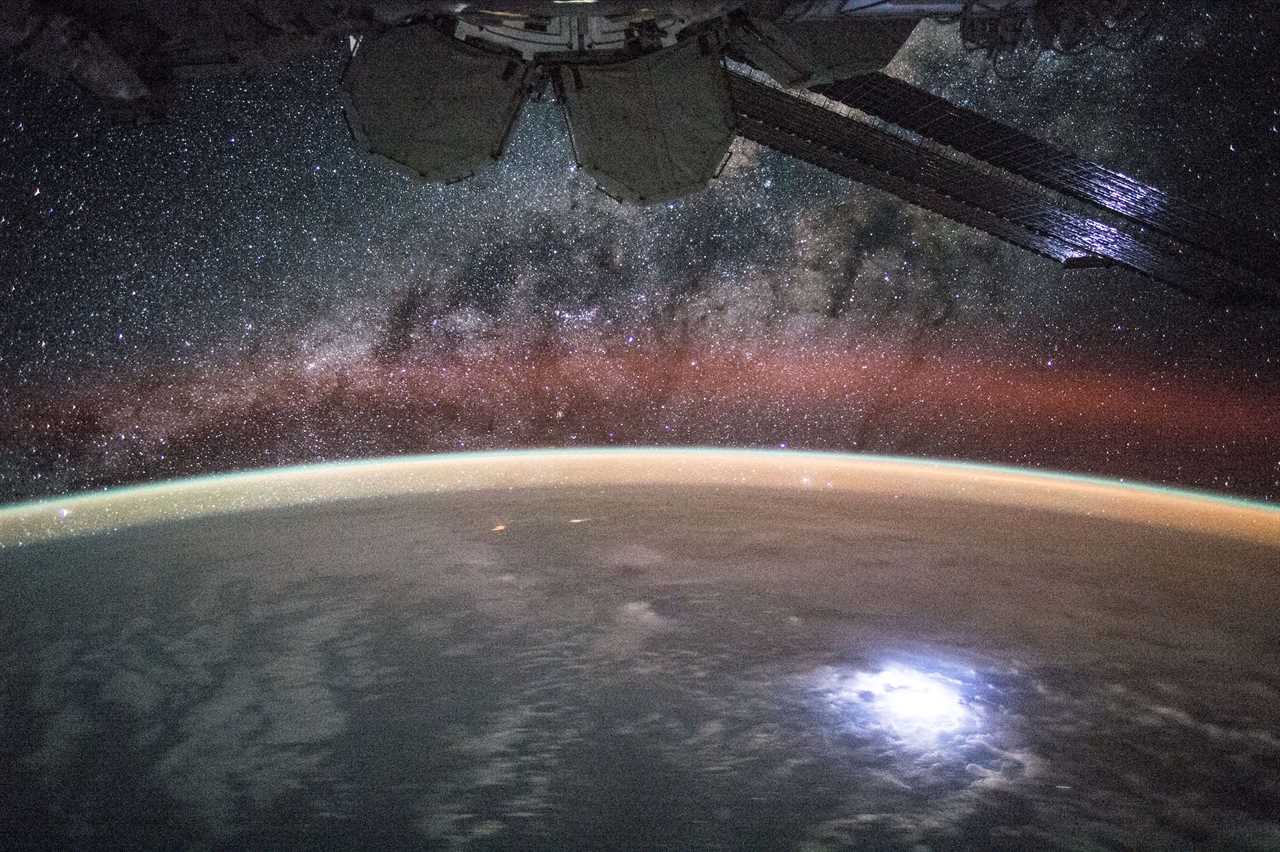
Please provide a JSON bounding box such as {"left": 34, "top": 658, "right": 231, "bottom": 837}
{"left": 2, "top": 2, "right": 1278, "bottom": 506}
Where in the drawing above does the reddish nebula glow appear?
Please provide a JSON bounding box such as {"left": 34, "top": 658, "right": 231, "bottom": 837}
{"left": 5, "top": 333, "right": 1276, "bottom": 504}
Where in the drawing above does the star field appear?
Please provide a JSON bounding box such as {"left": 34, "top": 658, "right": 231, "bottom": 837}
{"left": 1, "top": 3, "right": 1278, "bottom": 504}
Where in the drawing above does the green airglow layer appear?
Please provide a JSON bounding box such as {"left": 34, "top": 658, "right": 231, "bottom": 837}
{"left": 1, "top": 448, "right": 1276, "bottom": 548}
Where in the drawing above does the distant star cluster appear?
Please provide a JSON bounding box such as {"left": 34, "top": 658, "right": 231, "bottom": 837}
{"left": 1, "top": 3, "right": 1277, "bottom": 504}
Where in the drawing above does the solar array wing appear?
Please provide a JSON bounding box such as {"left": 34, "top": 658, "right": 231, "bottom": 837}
{"left": 730, "top": 102, "right": 1104, "bottom": 265}
{"left": 817, "top": 72, "right": 1280, "bottom": 278}
{"left": 727, "top": 72, "right": 1277, "bottom": 307}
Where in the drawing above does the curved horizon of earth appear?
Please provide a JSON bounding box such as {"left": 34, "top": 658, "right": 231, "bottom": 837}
{"left": 2, "top": 449, "right": 1279, "bottom": 849}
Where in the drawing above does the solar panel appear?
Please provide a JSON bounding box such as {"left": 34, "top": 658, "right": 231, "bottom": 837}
{"left": 728, "top": 73, "right": 1277, "bottom": 307}
{"left": 733, "top": 116, "right": 1104, "bottom": 267}
{"left": 817, "top": 72, "right": 1280, "bottom": 279}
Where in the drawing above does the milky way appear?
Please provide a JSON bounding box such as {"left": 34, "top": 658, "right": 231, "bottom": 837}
{"left": 2, "top": 4, "right": 1278, "bottom": 504}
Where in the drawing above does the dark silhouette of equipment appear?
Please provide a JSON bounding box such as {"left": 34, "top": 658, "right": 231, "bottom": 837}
{"left": 6, "top": 0, "right": 1274, "bottom": 306}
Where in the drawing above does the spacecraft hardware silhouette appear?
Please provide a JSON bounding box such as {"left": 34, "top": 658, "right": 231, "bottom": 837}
{"left": 5, "top": 1, "right": 1276, "bottom": 306}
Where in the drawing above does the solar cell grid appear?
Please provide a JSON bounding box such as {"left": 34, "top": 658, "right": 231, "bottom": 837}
{"left": 818, "top": 73, "right": 1280, "bottom": 277}
{"left": 729, "top": 73, "right": 1276, "bottom": 307}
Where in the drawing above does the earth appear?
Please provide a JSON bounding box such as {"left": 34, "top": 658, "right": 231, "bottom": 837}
{"left": 1, "top": 449, "right": 1278, "bottom": 850}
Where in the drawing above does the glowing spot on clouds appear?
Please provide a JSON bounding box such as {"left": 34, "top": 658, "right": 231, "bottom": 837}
{"left": 619, "top": 601, "right": 671, "bottom": 629}
{"left": 832, "top": 664, "right": 979, "bottom": 745}
{"left": 593, "top": 601, "right": 674, "bottom": 656}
